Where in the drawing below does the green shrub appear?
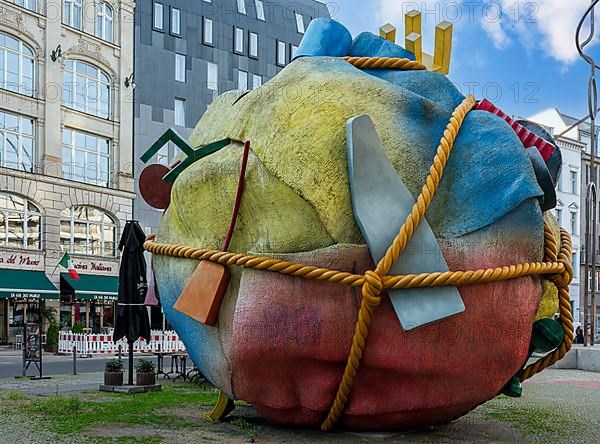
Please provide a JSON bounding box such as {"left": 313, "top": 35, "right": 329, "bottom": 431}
{"left": 105, "top": 359, "right": 124, "bottom": 373}
{"left": 46, "top": 323, "right": 59, "bottom": 346}
{"left": 135, "top": 359, "right": 155, "bottom": 373}
{"left": 71, "top": 321, "right": 84, "bottom": 334}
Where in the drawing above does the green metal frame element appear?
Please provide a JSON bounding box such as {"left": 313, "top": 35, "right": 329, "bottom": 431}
{"left": 140, "top": 128, "right": 231, "bottom": 184}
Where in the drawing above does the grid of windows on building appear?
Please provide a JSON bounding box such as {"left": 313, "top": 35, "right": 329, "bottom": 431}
{"left": 171, "top": 7, "right": 181, "bottom": 35}
{"left": 64, "top": 0, "right": 83, "bottom": 29}
{"left": 63, "top": 60, "right": 111, "bottom": 119}
{"left": 154, "top": 2, "right": 164, "bottom": 30}
{"left": 0, "top": 110, "right": 34, "bottom": 172}
{"left": 174, "top": 98, "right": 185, "bottom": 126}
{"left": 0, "top": 32, "right": 34, "bottom": 96}
{"left": 175, "top": 53, "right": 185, "bottom": 82}
{"left": 203, "top": 17, "right": 213, "bottom": 45}
{"left": 96, "top": 2, "right": 114, "bottom": 43}
{"left": 0, "top": 193, "right": 41, "bottom": 249}
{"left": 60, "top": 206, "right": 116, "bottom": 257}
{"left": 16, "top": 0, "right": 37, "bottom": 12}
{"left": 62, "top": 128, "right": 111, "bottom": 187}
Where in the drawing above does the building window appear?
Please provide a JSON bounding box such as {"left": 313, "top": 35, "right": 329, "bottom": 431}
{"left": 295, "top": 12, "right": 305, "bottom": 33}
{"left": 16, "top": 0, "right": 36, "bottom": 13}
{"left": 570, "top": 170, "right": 578, "bottom": 195}
{"left": 174, "top": 98, "right": 185, "bottom": 127}
{"left": 63, "top": 0, "right": 82, "bottom": 29}
{"left": 0, "top": 193, "right": 41, "bottom": 249}
{"left": 555, "top": 207, "right": 562, "bottom": 225}
{"left": 252, "top": 74, "right": 262, "bottom": 89}
{"left": 234, "top": 27, "right": 244, "bottom": 54}
{"left": 277, "top": 40, "right": 287, "bottom": 66}
{"left": 570, "top": 210, "right": 577, "bottom": 235}
{"left": 171, "top": 7, "right": 181, "bottom": 35}
{"left": 153, "top": 2, "right": 164, "bottom": 30}
{"left": 63, "top": 60, "right": 111, "bottom": 119}
{"left": 255, "top": 0, "right": 265, "bottom": 21}
{"left": 291, "top": 44, "right": 298, "bottom": 59}
{"left": 557, "top": 172, "right": 562, "bottom": 192}
{"left": 238, "top": 70, "right": 248, "bottom": 91}
{"left": 207, "top": 62, "right": 218, "bottom": 91}
{"left": 237, "top": 0, "right": 246, "bottom": 14}
{"left": 62, "top": 128, "right": 110, "bottom": 187}
{"left": 572, "top": 252, "right": 578, "bottom": 279}
{"left": 96, "top": 2, "right": 113, "bottom": 43}
{"left": 0, "top": 32, "right": 35, "bottom": 97}
{"left": 249, "top": 32, "right": 258, "bottom": 59}
{"left": 175, "top": 54, "right": 185, "bottom": 82}
{"left": 60, "top": 207, "right": 116, "bottom": 257}
{"left": 203, "top": 18, "right": 213, "bottom": 45}
{"left": 0, "top": 110, "right": 35, "bottom": 172}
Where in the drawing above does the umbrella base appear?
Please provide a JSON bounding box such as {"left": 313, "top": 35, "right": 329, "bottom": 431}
{"left": 99, "top": 384, "right": 162, "bottom": 394}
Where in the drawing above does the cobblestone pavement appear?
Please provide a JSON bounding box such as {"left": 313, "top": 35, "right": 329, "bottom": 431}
{"left": 0, "top": 369, "right": 597, "bottom": 443}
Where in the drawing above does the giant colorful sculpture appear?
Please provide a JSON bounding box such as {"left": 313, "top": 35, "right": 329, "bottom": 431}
{"left": 140, "top": 15, "right": 573, "bottom": 431}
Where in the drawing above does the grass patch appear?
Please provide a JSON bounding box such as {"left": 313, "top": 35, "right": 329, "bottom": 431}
{"left": 20, "top": 383, "right": 220, "bottom": 435}
{"left": 231, "top": 417, "right": 261, "bottom": 443}
{"left": 7, "top": 391, "right": 26, "bottom": 401}
{"left": 482, "top": 396, "right": 572, "bottom": 439}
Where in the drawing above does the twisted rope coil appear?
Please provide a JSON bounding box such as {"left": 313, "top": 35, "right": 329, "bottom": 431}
{"left": 144, "top": 58, "right": 573, "bottom": 431}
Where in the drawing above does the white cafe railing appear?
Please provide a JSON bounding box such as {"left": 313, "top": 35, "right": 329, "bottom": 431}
{"left": 58, "top": 329, "right": 186, "bottom": 355}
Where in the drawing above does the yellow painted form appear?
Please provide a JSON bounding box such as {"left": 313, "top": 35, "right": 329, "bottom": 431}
{"left": 379, "top": 23, "right": 396, "bottom": 43}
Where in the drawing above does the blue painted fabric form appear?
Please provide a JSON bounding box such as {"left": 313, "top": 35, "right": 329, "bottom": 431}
{"left": 295, "top": 18, "right": 543, "bottom": 238}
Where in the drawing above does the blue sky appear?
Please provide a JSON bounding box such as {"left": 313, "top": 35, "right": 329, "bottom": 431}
{"left": 328, "top": 0, "right": 595, "bottom": 120}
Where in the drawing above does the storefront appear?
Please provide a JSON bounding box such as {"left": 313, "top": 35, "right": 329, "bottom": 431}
{"left": 60, "top": 272, "right": 118, "bottom": 333}
{"left": 0, "top": 268, "right": 59, "bottom": 344}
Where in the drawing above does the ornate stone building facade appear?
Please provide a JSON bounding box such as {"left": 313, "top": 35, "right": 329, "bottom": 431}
{"left": 0, "top": 0, "right": 135, "bottom": 343}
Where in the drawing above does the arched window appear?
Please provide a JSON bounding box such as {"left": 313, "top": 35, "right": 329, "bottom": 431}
{"left": 97, "top": 2, "right": 113, "bottom": 43}
{"left": 64, "top": 0, "right": 83, "bottom": 29}
{"left": 0, "top": 32, "right": 34, "bottom": 96}
{"left": 0, "top": 193, "right": 41, "bottom": 249}
{"left": 60, "top": 207, "right": 116, "bottom": 257}
{"left": 63, "top": 60, "right": 111, "bottom": 119}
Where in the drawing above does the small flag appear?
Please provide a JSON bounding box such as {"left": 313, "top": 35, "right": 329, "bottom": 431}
{"left": 58, "top": 252, "right": 80, "bottom": 280}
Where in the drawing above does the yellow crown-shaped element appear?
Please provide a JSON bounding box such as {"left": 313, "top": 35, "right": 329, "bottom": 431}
{"left": 380, "top": 10, "right": 453, "bottom": 75}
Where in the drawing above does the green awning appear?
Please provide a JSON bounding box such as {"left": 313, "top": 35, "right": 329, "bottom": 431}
{"left": 60, "top": 273, "right": 119, "bottom": 301}
{"left": 0, "top": 269, "right": 59, "bottom": 300}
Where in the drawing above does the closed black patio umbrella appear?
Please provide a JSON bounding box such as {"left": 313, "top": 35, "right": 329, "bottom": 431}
{"left": 114, "top": 220, "right": 151, "bottom": 385}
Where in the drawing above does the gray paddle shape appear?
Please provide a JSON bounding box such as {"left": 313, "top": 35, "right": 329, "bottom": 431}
{"left": 347, "top": 115, "right": 465, "bottom": 331}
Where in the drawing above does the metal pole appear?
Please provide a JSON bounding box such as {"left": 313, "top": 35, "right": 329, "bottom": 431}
{"left": 21, "top": 318, "right": 26, "bottom": 377}
{"left": 118, "top": 344, "right": 122, "bottom": 361}
{"left": 72, "top": 345, "right": 77, "bottom": 375}
{"left": 577, "top": 0, "right": 600, "bottom": 345}
{"left": 128, "top": 339, "right": 134, "bottom": 385}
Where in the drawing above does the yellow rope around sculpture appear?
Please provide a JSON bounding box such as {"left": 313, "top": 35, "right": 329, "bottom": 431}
{"left": 343, "top": 56, "right": 427, "bottom": 71}
{"left": 143, "top": 96, "right": 573, "bottom": 431}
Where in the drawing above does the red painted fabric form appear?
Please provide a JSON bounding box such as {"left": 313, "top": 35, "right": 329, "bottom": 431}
{"left": 475, "top": 99, "right": 556, "bottom": 160}
{"left": 229, "top": 238, "right": 539, "bottom": 430}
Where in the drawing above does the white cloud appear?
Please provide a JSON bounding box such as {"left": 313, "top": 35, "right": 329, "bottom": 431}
{"left": 480, "top": 14, "right": 510, "bottom": 49}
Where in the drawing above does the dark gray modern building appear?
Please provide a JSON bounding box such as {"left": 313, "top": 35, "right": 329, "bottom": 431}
{"left": 133, "top": 0, "right": 331, "bottom": 234}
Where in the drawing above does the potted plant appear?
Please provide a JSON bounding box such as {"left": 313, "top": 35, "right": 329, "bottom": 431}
{"left": 45, "top": 322, "right": 59, "bottom": 354}
{"left": 135, "top": 359, "right": 156, "bottom": 386}
{"left": 104, "top": 359, "right": 124, "bottom": 386}
{"left": 71, "top": 321, "right": 84, "bottom": 334}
